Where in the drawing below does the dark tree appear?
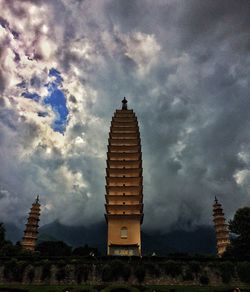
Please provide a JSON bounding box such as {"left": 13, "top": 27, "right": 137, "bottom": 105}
{"left": 0, "top": 223, "right": 6, "bottom": 248}
{"left": 72, "top": 244, "right": 99, "bottom": 256}
{"left": 0, "top": 241, "right": 22, "bottom": 256}
{"left": 102, "top": 264, "right": 113, "bottom": 282}
{"left": 134, "top": 265, "right": 146, "bottom": 284}
{"left": 36, "top": 241, "right": 72, "bottom": 256}
{"left": 0, "top": 223, "right": 22, "bottom": 256}
{"left": 225, "top": 207, "right": 250, "bottom": 258}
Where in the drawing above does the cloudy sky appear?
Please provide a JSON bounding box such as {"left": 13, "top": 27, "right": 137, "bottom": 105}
{"left": 0, "top": 0, "right": 250, "bottom": 232}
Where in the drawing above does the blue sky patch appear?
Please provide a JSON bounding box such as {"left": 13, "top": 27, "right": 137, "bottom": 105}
{"left": 19, "top": 68, "right": 69, "bottom": 134}
{"left": 44, "top": 68, "right": 68, "bottom": 134}
{"left": 49, "top": 68, "right": 63, "bottom": 84}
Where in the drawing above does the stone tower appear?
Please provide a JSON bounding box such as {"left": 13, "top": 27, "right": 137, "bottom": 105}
{"left": 105, "top": 97, "right": 144, "bottom": 256}
{"left": 21, "top": 195, "right": 41, "bottom": 251}
{"left": 213, "top": 197, "right": 230, "bottom": 256}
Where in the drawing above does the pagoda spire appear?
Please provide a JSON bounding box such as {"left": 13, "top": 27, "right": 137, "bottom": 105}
{"left": 21, "top": 195, "right": 41, "bottom": 252}
{"left": 212, "top": 197, "right": 230, "bottom": 257}
{"left": 122, "top": 97, "right": 128, "bottom": 110}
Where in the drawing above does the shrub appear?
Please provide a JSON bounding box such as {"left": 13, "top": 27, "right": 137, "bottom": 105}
{"left": 72, "top": 244, "right": 99, "bottom": 256}
{"left": 134, "top": 265, "right": 146, "bottom": 284}
{"left": 199, "top": 275, "right": 209, "bottom": 285}
{"left": 75, "top": 264, "right": 89, "bottom": 284}
{"left": 110, "top": 260, "right": 124, "bottom": 280}
{"left": 101, "top": 284, "right": 139, "bottom": 292}
{"left": 164, "top": 260, "right": 182, "bottom": 277}
{"left": 0, "top": 289, "right": 28, "bottom": 292}
{"left": 102, "top": 264, "right": 113, "bottom": 282}
{"left": 122, "top": 264, "right": 131, "bottom": 281}
{"left": 41, "top": 261, "right": 51, "bottom": 281}
{"left": 3, "top": 258, "right": 17, "bottom": 281}
{"left": 27, "top": 267, "right": 35, "bottom": 283}
{"left": 145, "top": 263, "right": 160, "bottom": 277}
{"left": 189, "top": 261, "right": 201, "bottom": 274}
{"left": 70, "top": 288, "right": 98, "bottom": 292}
{"left": 110, "top": 260, "right": 131, "bottom": 281}
{"left": 237, "top": 261, "right": 250, "bottom": 283}
{"left": 183, "top": 269, "right": 194, "bottom": 281}
{"left": 3, "top": 259, "right": 27, "bottom": 282}
{"left": 56, "top": 265, "right": 66, "bottom": 282}
{"left": 36, "top": 241, "right": 72, "bottom": 256}
{"left": 219, "top": 261, "right": 234, "bottom": 284}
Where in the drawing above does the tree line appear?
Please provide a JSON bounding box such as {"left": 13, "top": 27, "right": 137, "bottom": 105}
{"left": 0, "top": 224, "right": 99, "bottom": 257}
{"left": 0, "top": 206, "right": 249, "bottom": 258}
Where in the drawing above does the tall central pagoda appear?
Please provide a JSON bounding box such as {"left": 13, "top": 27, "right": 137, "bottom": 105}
{"left": 105, "top": 97, "right": 144, "bottom": 256}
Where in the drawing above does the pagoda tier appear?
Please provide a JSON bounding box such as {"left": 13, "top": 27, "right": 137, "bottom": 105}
{"left": 108, "top": 139, "right": 140, "bottom": 146}
{"left": 212, "top": 197, "right": 230, "bottom": 257}
{"left": 21, "top": 196, "right": 41, "bottom": 252}
{"left": 108, "top": 160, "right": 142, "bottom": 169}
{"left": 108, "top": 145, "right": 141, "bottom": 153}
{"left": 105, "top": 98, "right": 143, "bottom": 256}
{"left": 106, "top": 177, "right": 143, "bottom": 185}
{"left": 107, "top": 168, "right": 142, "bottom": 177}
{"left": 105, "top": 195, "right": 143, "bottom": 204}
{"left": 107, "top": 152, "right": 141, "bottom": 160}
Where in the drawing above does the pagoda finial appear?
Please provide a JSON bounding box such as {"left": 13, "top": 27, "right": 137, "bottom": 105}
{"left": 35, "top": 195, "right": 40, "bottom": 204}
{"left": 122, "top": 97, "right": 128, "bottom": 110}
{"left": 214, "top": 196, "right": 218, "bottom": 204}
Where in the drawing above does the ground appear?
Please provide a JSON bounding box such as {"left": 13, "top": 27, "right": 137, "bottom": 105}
{"left": 0, "top": 285, "right": 250, "bottom": 292}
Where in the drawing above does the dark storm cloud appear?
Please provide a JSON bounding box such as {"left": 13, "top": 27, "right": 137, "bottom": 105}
{"left": 0, "top": 0, "right": 250, "bottom": 231}
{"left": 0, "top": 97, "right": 5, "bottom": 107}
{"left": 106, "top": 0, "right": 146, "bottom": 31}
{"left": 180, "top": 1, "right": 250, "bottom": 45}
{"left": 98, "top": 0, "right": 250, "bottom": 230}
{"left": 0, "top": 189, "right": 8, "bottom": 200}
{"left": 0, "top": 108, "right": 18, "bottom": 131}
{"left": 69, "top": 95, "right": 77, "bottom": 104}
{"left": 0, "top": 73, "right": 5, "bottom": 93}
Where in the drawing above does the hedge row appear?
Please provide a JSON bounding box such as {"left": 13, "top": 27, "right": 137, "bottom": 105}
{"left": 1, "top": 259, "right": 250, "bottom": 284}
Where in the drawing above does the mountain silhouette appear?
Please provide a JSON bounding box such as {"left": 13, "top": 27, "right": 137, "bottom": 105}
{"left": 5, "top": 220, "right": 216, "bottom": 255}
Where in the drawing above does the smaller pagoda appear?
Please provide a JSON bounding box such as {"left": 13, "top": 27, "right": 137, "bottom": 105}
{"left": 212, "top": 197, "right": 230, "bottom": 257}
{"left": 21, "top": 195, "right": 41, "bottom": 252}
